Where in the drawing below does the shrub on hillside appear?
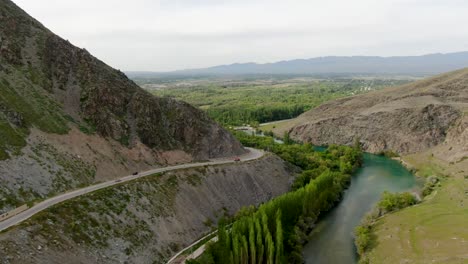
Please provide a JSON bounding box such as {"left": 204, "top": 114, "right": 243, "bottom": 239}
{"left": 355, "top": 191, "right": 418, "bottom": 262}
{"left": 377, "top": 191, "right": 417, "bottom": 215}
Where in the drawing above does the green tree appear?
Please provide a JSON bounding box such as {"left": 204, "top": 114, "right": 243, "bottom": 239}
{"left": 249, "top": 219, "right": 256, "bottom": 264}
{"left": 217, "top": 220, "right": 229, "bottom": 261}
{"left": 275, "top": 210, "right": 284, "bottom": 264}
{"left": 255, "top": 218, "right": 264, "bottom": 264}
{"left": 265, "top": 232, "right": 275, "bottom": 264}
{"left": 241, "top": 235, "right": 249, "bottom": 264}
{"left": 283, "top": 132, "right": 292, "bottom": 145}
{"left": 233, "top": 235, "right": 240, "bottom": 264}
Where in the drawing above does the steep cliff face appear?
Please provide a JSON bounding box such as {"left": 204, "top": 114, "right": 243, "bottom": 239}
{"left": 415, "top": 113, "right": 468, "bottom": 166}
{"left": 0, "top": 154, "right": 297, "bottom": 264}
{"left": 289, "top": 68, "right": 468, "bottom": 154}
{"left": 443, "top": 114, "right": 468, "bottom": 161}
{"left": 0, "top": 0, "right": 244, "bottom": 212}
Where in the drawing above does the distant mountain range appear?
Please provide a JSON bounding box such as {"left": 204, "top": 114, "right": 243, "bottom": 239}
{"left": 128, "top": 52, "right": 468, "bottom": 77}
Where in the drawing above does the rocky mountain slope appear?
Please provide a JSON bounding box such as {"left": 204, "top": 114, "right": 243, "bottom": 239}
{"left": 287, "top": 68, "right": 468, "bottom": 154}
{"left": 0, "top": 154, "right": 297, "bottom": 264}
{"left": 0, "top": 0, "right": 244, "bottom": 213}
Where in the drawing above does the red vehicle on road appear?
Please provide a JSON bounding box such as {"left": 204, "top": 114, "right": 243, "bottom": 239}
{"left": 234, "top": 157, "right": 241, "bottom": 162}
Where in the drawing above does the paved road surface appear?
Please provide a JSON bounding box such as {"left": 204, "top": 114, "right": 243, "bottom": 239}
{"left": 168, "top": 223, "right": 235, "bottom": 264}
{"left": 259, "top": 118, "right": 295, "bottom": 126}
{"left": 167, "top": 229, "right": 219, "bottom": 264}
{"left": 184, "top": 236, "right": 218, "bottom": 263}
{"left": 0, "top": 148, "right": 263, "bottom": 232}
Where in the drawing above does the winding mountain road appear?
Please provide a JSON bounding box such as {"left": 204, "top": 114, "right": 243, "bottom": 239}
{"left": 0, "top": 147, "right": 264, "bottom": 232}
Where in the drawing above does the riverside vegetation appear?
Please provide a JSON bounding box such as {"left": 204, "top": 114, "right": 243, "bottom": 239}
{"left": 188, "top": 132, "right": 363, "bottom": 263}
{"left": 354, "top": 191, "right": 418, "bottom": 263}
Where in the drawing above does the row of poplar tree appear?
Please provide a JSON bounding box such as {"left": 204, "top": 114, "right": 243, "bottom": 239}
{"left": 188, "top": 132, "right": 362, "bottom": 264}
{"left": 204, "top": 169, "right": 350, "bottom": 263}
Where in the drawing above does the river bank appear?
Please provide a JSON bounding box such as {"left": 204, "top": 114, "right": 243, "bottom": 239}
{"left": 359, "top": 147, "right": 468, "bottom": 263}
{"left": 391, "top": 157, "right": 416, "bottom": 172}
{"left": 303, "top": 153, "right": 417, "bottom": 264}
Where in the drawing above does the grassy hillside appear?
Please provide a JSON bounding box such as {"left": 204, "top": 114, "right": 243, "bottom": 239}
{"left": 363, "top": 159, "right": 468, "bottom": 263}
{"left": 0, "top": 75, "right": 71, "bottom": 157}
{"left": 0, "top": 3, "right": 71, "bottom": 160}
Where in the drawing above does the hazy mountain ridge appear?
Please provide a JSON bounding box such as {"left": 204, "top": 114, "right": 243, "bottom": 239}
{"left": 128, "top": 52, "right": 468, "bottom": 77}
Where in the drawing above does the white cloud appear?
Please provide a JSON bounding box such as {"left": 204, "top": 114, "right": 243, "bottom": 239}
{"left": 12, "top": 0, "right": 468, "bottom": 71}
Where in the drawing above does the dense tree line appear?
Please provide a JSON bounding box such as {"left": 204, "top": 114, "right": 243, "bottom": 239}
{"left": 188, "top": 133, "right": 362, "bottom": 263}
{"left": 206, "top": 104, "right": 307, "bottom": 125}
{"left": 233, "top": 131, "right": 362, "bottom": 189}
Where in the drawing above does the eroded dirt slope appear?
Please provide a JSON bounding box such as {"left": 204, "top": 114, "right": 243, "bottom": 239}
{"left": 0, "top": 154, "right": 297, "bottom": 264}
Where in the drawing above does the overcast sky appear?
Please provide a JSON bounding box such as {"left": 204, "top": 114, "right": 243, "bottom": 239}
{"left": 13, "top": 0, "right": 468, "bottom": 71}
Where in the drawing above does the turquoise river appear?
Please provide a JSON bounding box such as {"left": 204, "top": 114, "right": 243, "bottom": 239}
{"left": 303, "top": 153, "right": 417, "bottom": 263}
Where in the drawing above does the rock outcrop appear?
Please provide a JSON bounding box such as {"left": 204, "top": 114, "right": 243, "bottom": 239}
{"left": 289, "top": 68, "right": 468, "bottom": 154}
